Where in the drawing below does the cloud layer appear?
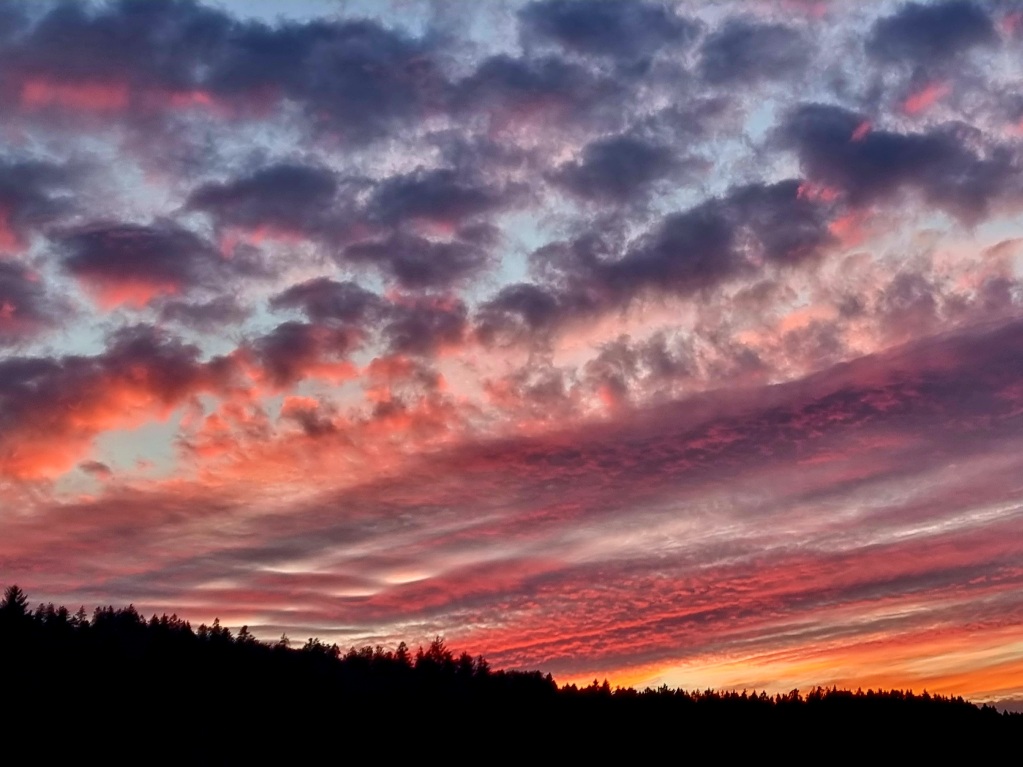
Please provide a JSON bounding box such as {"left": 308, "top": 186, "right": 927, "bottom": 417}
{"left": 1, "top": 0, "right": 1023, "bottom": 707}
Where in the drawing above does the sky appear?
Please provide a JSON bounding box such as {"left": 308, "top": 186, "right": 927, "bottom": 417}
{"left": 1, "top": 0, "right": 1023, "bottom": 708}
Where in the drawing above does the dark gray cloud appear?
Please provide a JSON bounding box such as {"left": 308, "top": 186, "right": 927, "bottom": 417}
{"left": 186, "top": 163, "right": 344, "bottom": 235}
{"left": 383, "top": 297, "right": 468, "bottom": 355}
{"left": 699, "top": 20, "right": 808, "bottom": 85}
{"left": 1, "top": 0, "right": 230, "bottom": 92}
{"left": 78, "top": 460, "right": 112, "bottom": 478}
{"left": 248, "top": 321, "right": 358, "bottom": 387}
{"left": 280, "top": 397, "right": 338, "bottom": 438}
{"left": 291, "top": 166, "right": 515, "bottom": 287}
{"left": 581, "top": 179, "right": 831, "bottom": 292}
{"left": 475, "top": 283, "right": 574, "bottom": 344}
{"left": 1, "top": 1, "right": 447, "bottom": 144}
{"left": 157, "top": 295, "right": 251, "bottom": 331}
{"left": 366, "top": 167, "right": 512, "bottom": 228}
{"left": 0, "top": 260, "right": 61, "bottom": 345}
{"left": 100, "top": 324, "right": 234, "bottom": 393}
{"left": 606, "top": 204, "right": 736, "bottom": 292}
{"left": 269, "top": 279, "right": 467, "bottom": 358}
{"left": 518, "top": 0, "right": 700, "bottom": 62}
{"left": 778, "top": 103, "right": 1019, "bottom": 220}
{"left": 0, "top": 159, "right": 75, "bottom": 247}
{"left": 188, "top": 163, "right": 506, "bottom": 289}
{"left": 456, "top": 54, "right": 625, "bottom": 130}
{"left": 269, "top": 278, "right": 382, "bottom": 325}
{"left": 344, "top": 231, "right": 492, "bottom": 289}
{"left": 867, "top": 1, "right": 996, "bottom": 66}
{"left": 207, "top": 17, "right": 448, "bottom": 142}
{"left": 550, "top": 135, "right": 678, "bottom": 203}
{"left": 476, "top": 180, "right": 834, "bottom": 342}
{"left": 60, "top": 221, "right": 258, "bottom": 301}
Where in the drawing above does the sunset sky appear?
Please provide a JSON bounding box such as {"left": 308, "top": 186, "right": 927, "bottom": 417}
{"left": 2, "top": 0, "right": 1023, "bottom": 708}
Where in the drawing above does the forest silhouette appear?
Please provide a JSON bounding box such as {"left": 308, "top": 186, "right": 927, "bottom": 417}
{"left": 2, "top": 584, "right": 1019, "bottom": 758}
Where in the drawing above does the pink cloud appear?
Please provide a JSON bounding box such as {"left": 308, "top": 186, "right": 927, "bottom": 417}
{"left": 851, "top": 120, "right": 871, "bottom": 142}
{"left": 21, "top": 78, "right": 130, "bottom": 112}
{"left": 902, "top": 82, "right": 950, "bottom": 115}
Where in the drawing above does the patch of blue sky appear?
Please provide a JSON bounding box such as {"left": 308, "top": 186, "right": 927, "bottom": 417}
{"left": 479, "top": 207, "right": 553, "bottom": 293}
{"left": 745, "top": 96, "right": 778, "bottom": 144}
{"left": 89, "top": 409, "right": 189, "bottom": 480}
{"left": 207, "top": 0, "right": 524, "bottom": 60}
{"left": 973, "top": 214, "right": 1023, "bottom": 279}
{"left": 206, "top": 0, "right": 347, "bottom": 25}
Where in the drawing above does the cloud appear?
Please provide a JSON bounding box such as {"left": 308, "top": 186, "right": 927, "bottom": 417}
{"left": 518, "top": 0, "right": 700, "bottom": 62}
{"left": 582, "top": 332, "right": 694, "bottom": 405}
{"left": 344, "top": 231, "right": 493, "bottom": 289}
{"left": 1, "top": 1, "right": 447, "bottom": 143}
{"left": 476, "top": 282, "right": 573, "bottom": 344}
{"left": 186, "top": 163, "right": 343, "bottom": 237}
{"left": 158, "top": 295, "right": 251, "bottom": 331}
{"left": 206, "top": 15, "right": 448, "bottom": 143}
{"left": 901, "top": 81, "right": 951, "bottom": 115}
{"left": 456, "top": 54, "right": 624, "bottom": 132}
{"left": 270, "top": 278, "right": 383, "bottom": 324}
{"left": 190, "top": 164, "right": 507, "bottom": 289}
{"left": 246, "top": 321, "right": 359, "bottom": 388}
{"left": 60, "top": 221, "right": 265, "bottom": 309}
{"left": 867, "top": 1, "right": 996, "bottom": 66}
{"left": 699, "top": 20, "right": 808, "bottom": 85}
{"left": 549, "top": 134, "right": 679, "bottom": 203}
{"left": 0, "top": 159, "right": 75, "bottom": 250}
{"left": 279, "top": 396, "right": 339, "bottom": 438}
{"left": 0, "top": 261, "right": 62, "bottom": 345}
{"left": 22, "top": 315, "right": 1023, "bottom": 679}
{"left": 477, "top": 179, "right": 835, "bottom": 342}
{"left": 5, "top": 0, "right": 1023, "bottom": 703}
{"left": 383, "top": 295, "right": 468, "bottom": 356}
{"left": 619, "top": 179, "right": 833, "bottom": 280}
{"left": 778, "top": 103, "right": 1020, "bottom": 221}
{"left": 78, "top": 459, "right": 112, "bottom": 479}
{"left": 1, "top": 1, "right": 228, "bottom": 111}
{"left": 0, "top": 324, "right": 236, "bottom": 478}
{"left": 269, "top": 280, "right": 468, "bottom": 358}
{"left": 365, "top": 167, "right": 513, "bottom": 229}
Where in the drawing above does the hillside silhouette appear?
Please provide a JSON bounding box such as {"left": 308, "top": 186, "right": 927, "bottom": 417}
{"left": 2, "top": 585, "right": 1019, "bottom": 759}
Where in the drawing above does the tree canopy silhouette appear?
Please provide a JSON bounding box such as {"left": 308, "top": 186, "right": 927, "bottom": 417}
{"left": 1, "top": 585, "right": 1018, "bottom": 759}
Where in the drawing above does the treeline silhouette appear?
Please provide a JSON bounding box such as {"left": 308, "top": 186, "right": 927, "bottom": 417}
{"left": 2, "top": 585, "right": 1019, "bottom": 758}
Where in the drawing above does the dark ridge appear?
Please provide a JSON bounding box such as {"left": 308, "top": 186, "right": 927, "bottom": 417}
{"left": 1, "top": 585, "right": 1018, "bottom": 759}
